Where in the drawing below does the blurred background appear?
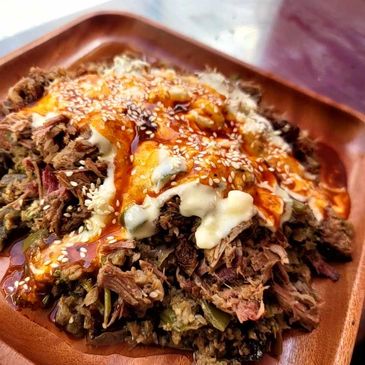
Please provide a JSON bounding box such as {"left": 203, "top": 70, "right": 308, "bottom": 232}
{"left": 0, "top": 0, "right": 364, "bottom": 363}
{"left": 0, "top": 0, "right": 364, "bottom": 113}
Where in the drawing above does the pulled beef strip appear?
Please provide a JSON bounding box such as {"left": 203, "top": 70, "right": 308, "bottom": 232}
{"left": 51, "top": 139, "right": 98, "bottom": 170}
{"left": 97, "top": 262, "right": 164, "bottom": 316}
{"left": 262, "top": 108, "right": 320, "bottom": 175}
{"left": 83, "top": 158, "right": 107, "bottom": 178}
{"left": 214, "top": 285, "right": 265, "bottom": 324}
{"left": 42, "top": 187, "right": 70, "bottom": 235}
{"left": 32, "top": 115, "right": 75, "bottom": 164}
{"left": 157, "top": 196, "right": 198, "bottom": 240}
{"left": 273, "top": 264, "right": 319, "bottom": 330}
{"left": 58, "top": 209, "right": 90, "bottom": 235}
{"left": 42, "top": 166, "right": 60, "bottom": 194}
{"left": 192, "top": 274, "right": 265, "bottom": 324}
{"left": 305, "top": 251, "right": 340, "bottom": 281}
{"left": 0, "top": 112, "right": 32, "bottom": 150}
{"left": 175, "top": 237, "right": 198, "bottom": 276}
{"left": 317, "top": 212, "right": 353, "bottom": 259}
{"left": 0, "top": 67, "right": 66, "bottom": 115}
{"left": 204, "top": 221, "right": 251, "bottom": 269}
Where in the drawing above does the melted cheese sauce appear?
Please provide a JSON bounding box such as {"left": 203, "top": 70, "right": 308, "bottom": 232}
{"left": 13, "top": 55, "right": 349, "bottom": 283}
{"left": 123, "top": 181, "right": 254, "bottom": 249}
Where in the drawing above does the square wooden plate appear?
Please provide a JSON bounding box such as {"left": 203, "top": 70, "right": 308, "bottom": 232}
{"left": 0, "top": 12, "right": 365, "bottom": 365}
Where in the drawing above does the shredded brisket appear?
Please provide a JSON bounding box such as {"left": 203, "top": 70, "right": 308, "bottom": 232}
{"left": 0, "top": 68, "right": 66, "bottom": 116}
{"left": 0, "top": 64, "right": 354, "bottom": 365}
{"left": 0, "top": 106, "right": 106, "bottom": 248}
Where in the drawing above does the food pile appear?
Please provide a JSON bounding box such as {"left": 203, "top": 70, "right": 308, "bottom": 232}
{"left": 0, "top": 55, "right": 352, "bottom": 363}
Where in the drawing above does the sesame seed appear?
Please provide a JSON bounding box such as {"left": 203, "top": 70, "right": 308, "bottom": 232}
{"left": 65, "top": 171, "right": 74, "bottom": 177}
{"left": 51, "top": 263, "right": 59, "bottom": 269}
{"left": 70, "top": 181, "right": 78, "bottom": 187}
{"left": 80, "top": 247, "right": 87, "bottom": 253}
{"left": 149, "top": 291, "right": 159, "bottom": 299}
{"left": 61, "top": 257, "right": 69, "bottom": 263}
{"left": 80, "top": 252, "right": 86, "bottom": 258}
{"left": 43, "top": 204, "right": 50, "bottom": 211}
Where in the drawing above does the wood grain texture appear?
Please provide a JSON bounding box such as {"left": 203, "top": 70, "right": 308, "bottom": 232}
{"left": 0, "top": 12, "right": 364, "bottom": 365}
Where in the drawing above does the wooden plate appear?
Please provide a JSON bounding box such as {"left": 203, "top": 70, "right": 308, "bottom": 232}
{"left": 0, "top": 12, "right": 364, "bottom": 365}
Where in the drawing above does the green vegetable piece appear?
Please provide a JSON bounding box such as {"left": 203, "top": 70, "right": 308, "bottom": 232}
{"left": 156, "top": 246, "right": 174, "bottom": 267}
{"left": 122, "top": 205, "right": 148, "bottom": 232}
{"left": 292, "top": 200, "right": 306, "bottom": 213}
{"left": 200, "top": 300, "right": 231, "bottom": 332}
{"left": 160, "top": 307, "right": 176, "bottom": 328}
{"left": 41, "top": 294, "right": 52, "bottom": 308}
{"left": 81, "top": 278, "right": 93, "bottom": 292}
{"left": 23, "top": 229, "right": 48, "bottom": 252}
{"left": 102, "top": 288, "right": 112, "bottom": 329}
{"left": 151, "top": 155, "right": 187, "bottom": 191}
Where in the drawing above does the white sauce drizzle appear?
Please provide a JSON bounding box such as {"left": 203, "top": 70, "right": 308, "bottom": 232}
{"left": 31, "top": 112, "right": 59, "bottom": 128}
{"left": 124, "top": 181, "right": 255, "bottom": 249}
{"left": 71, "top": 127, "right": 116, "bottom": 243}
{"left": 151, "top": 148, "right": 187, "bottom": 192}
{"left": 275, "top": 185, "right": 293, "bottom": 224}
{"left": 309, "top": 197, "right": 324, "bottom": 222}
